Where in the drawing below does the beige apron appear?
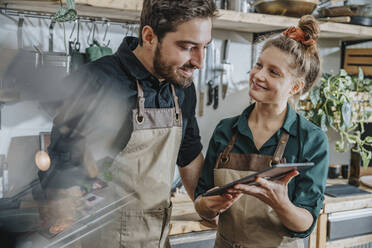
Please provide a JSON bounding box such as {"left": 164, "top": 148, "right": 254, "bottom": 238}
{"left": 213, "top": 131, "right": 304, "bottom": 248}
{"left": 104, "top": 80, "right": 183, "bottom": 248}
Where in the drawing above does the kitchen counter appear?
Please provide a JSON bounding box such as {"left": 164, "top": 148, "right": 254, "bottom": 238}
{"left": 311, "top": 175, "right": 372, "bottom": 248}
{"left": 169, "top": 171, "right": 372, "bottom": 248}
{"left": 13, "top": 180, "right": 135, "bottom": 248}
{"left": 169, "top": 192, "right": 216, "bottom": 248}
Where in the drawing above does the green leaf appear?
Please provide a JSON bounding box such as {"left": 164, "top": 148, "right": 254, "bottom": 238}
{"left": 358, "top": 67, "right": 364, "bottom": 81}
{"left": 365, "top": 136, "right": 372, "bottom": 144}
{"left": 309, "top": 88, "right": 319, "bottom": 109}
{"left": 361, "top": 150, "right": 371, "bottom": 168}
{"left": 341, "top": 102, "right": 352, "bottom": 127}
{"left": 340, "top": 69, "right": 348, "bottom": 77}
{"left": 320, "top": 114, "right": 328, "bottom": 132}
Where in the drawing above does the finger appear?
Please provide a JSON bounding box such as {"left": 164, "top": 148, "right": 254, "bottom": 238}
{"left": 230, "top": 192, "right": 242, "bottom": 200}
{"left": 235, "top": 184, "right": 266, "bottom": 195}
{"left": 226, "top": 188, "right": 241, "bottom": 194}
{"left": 206, "top": 186, "right": 220, "bottom": 192}
{"left": 223, "top": 193, "right": 233, "bottom": 200}
{"left": 280, "top": 169, "right": 299, "bottom": 185}
{"left": 255, "top": 177, "right": 274, "bottom": 191}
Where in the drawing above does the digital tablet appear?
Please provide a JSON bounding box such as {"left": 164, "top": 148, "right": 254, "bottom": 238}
{"left": 202, "top": 162, "right": 314, "bottom": 197}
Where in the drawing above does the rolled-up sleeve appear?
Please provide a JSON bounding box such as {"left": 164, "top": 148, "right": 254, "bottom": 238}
{"left": 287, "top": 129, "right": 329, "bottom": 238}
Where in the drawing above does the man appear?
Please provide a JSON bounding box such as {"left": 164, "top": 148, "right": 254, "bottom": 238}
{"left": 41, "top": 0, "right": 217, "bottom": 247}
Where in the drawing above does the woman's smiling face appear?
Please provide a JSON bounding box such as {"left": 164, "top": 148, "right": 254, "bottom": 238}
{"left": 249, "top": 46, "right": 299, "bottom": 105}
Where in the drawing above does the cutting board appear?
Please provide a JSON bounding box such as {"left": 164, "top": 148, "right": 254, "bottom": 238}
{"left": 360, "top": 176, "right": 372, "bottom": 188}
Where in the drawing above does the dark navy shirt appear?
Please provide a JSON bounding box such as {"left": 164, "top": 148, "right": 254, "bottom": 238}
{"left": 45, "top": 37, "right": 202, "bottom": 181}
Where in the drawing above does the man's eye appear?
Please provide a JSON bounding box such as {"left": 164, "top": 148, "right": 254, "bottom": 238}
{"left": 180, "top": 46, "right": 192, "bottom": 51}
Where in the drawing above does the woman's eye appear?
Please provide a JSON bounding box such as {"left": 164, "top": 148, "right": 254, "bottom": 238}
{"left": 255, "top": 63, "right": 262, "bottom": 68}
{"left": 270, "top": 69, "right": 280, "bottom": 76}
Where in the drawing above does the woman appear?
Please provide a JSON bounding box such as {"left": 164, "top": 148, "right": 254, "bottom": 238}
{"left": 194, "top": 15, "right": 329, "bottom": 248}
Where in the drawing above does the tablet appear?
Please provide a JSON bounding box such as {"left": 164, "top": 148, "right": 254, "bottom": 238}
{"left": 202, "top": 162, "right": 314, "bottom": 197}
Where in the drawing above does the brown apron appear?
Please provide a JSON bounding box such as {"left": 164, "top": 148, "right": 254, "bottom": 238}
{"left": 103, "top": 80, "right": 183, "bottom": 248}
{"left": 213, "top": 131, "right": 304, "bottom": 248}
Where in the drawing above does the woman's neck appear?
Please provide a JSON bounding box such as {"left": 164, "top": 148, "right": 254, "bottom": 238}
{"left": 250, "top": 102, "right": 288, "bottom": 131}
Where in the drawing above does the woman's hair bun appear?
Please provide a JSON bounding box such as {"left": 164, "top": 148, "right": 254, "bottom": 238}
{"left": 298, "top": 15, "right": 320, "bottom": 43}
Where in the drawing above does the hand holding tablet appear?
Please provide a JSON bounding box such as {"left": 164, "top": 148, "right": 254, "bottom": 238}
{"left": 202, "top": 162, "right": 314, "bottom": 197}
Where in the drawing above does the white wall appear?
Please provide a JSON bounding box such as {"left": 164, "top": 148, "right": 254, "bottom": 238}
{"left": 1, "top": 12, "right": 371, "bottom": 165}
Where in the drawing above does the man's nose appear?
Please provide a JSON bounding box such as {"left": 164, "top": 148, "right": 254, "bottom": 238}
{"left": 191, "top": 48, "right": 204, "bottom": 69}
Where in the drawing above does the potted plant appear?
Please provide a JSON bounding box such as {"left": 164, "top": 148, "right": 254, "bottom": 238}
{"left": 298, "top": 68, "right": 372, "bottom": 168}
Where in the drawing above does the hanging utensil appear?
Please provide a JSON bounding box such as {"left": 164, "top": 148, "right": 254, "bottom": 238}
{"left": 213, "top": 46, "right": 219, "bottom": 109}
{"left": 69, "top": 18, "right": 85, "bottom": 72}
{"left": 205, "top": 41, "right": 215, "bottom": 106}
{"left": 43, "top": 20, "right": 71, "bottom": 74}
{"left": 17, "top": 14, "right": 24, "bottom": 49}
{"left": 221, "top": 39, "right": 233, "bottom": 99}
{"left": 85, "top": 20, "right": 113, "bottom": 62}
{"left": 198, "top": 54, "right": 207, "bottom": 117}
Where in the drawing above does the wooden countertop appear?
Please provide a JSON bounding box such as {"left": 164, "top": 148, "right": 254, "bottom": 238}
{"left": 324, "top": 178, "right": 372, "bottom": 214}
{"left": 170, "top": 170, "right": 372, "bottom": 235}
{"left": 169, "top": 192, "right": 215, "bottom": 236}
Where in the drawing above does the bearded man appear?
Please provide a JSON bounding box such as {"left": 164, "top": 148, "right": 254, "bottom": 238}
{"left": 40, "top": 0, "right": 217, "bottom": 247}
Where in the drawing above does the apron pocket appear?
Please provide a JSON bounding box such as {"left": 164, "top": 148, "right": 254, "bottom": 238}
{"left": 120, "top": 206, "right": 170, "bottom": 248}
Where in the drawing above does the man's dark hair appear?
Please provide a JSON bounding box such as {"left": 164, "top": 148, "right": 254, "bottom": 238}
{"left": 138, "top": 0, "right": 217, "bottom": 45}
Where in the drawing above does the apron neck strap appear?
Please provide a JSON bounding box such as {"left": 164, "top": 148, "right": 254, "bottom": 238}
{"left": 136, "top": 80, "right": 145, "bottom": 120}
{"left": 135, "top": 81, "right": 181, "bottom": 121}
{"left": 271, "top": 131, "right": 290, "bottom": 164}
{"left": 170, "top": 84, "right": 180, "bottom": 117}
{"left": 218, "top": 130, "right": 290, "bottom": 167}
{"left": 220, "top": 131, "right": 239, "bottom": 163}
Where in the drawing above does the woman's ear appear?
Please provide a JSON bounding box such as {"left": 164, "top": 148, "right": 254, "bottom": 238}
{"left": 290, "top": 81, "right": 305, "bottom": 95}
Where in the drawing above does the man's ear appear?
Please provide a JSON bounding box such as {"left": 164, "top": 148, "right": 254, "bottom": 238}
{"left": 141, "top": 25, "right": 158, "bottom": 49}
{"left": 290, "top": 81, "right": 305, "bottom": 95}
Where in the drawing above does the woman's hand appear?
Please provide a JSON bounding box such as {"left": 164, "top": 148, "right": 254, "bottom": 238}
{"left": 228, "top": 169, "right": 313, "bottom": 232}
{"left": 229, "top": 170, "right": 298, "bottom": 209}
{"left": 194, "top": 187, "right": 242, "bottom": 221}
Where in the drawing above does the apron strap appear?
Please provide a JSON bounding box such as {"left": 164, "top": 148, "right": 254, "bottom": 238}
{"left": 217, "top": 132, "right": 238, "bottom": 167}
{"left": 271, "top": 131, "right": 290, "bottom": 165}
{"left": 170, "top": 84, "right": 181, "bottom": 122}
{"left": 136, "top": 80, "right": 145, "bottom": 124}
{"left": 216, "top": 130, "right": 290, "bottom": 169}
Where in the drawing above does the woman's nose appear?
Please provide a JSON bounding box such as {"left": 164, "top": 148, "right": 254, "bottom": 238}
{"left": 253, "top": 68, "right": 266, "bottom": 81}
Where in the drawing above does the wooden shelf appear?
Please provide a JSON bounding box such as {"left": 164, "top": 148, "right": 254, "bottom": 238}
{"left": 1, "top": 1, "right": 372, "bottom": 40}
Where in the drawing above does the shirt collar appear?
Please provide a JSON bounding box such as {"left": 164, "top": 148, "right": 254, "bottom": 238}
{"left": 116, "top": 36, "right": 152, "bottom": 81}
{"left": 282, "top": 104, "right": 298, "bottom": 137}
{"left": 233, "top": 103, "right": 298, "bottom": 137}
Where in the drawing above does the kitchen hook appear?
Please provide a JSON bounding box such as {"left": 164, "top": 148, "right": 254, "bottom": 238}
{"left": 102, "top": 19, "right": 111, "bottom": 47}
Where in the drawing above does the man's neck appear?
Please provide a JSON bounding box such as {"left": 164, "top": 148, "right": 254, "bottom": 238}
{"left": 133, "top": 45, "right": 157, "bottom": 78}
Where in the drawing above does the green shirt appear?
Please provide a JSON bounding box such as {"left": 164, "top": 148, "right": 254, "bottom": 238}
{"left": 195, "top": 103, "right": 329, "bottom": 238}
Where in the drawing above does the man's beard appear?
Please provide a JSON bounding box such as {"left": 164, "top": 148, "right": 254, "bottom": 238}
{"left": 153, "top": 44, "right": 194, "bottom": 88}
